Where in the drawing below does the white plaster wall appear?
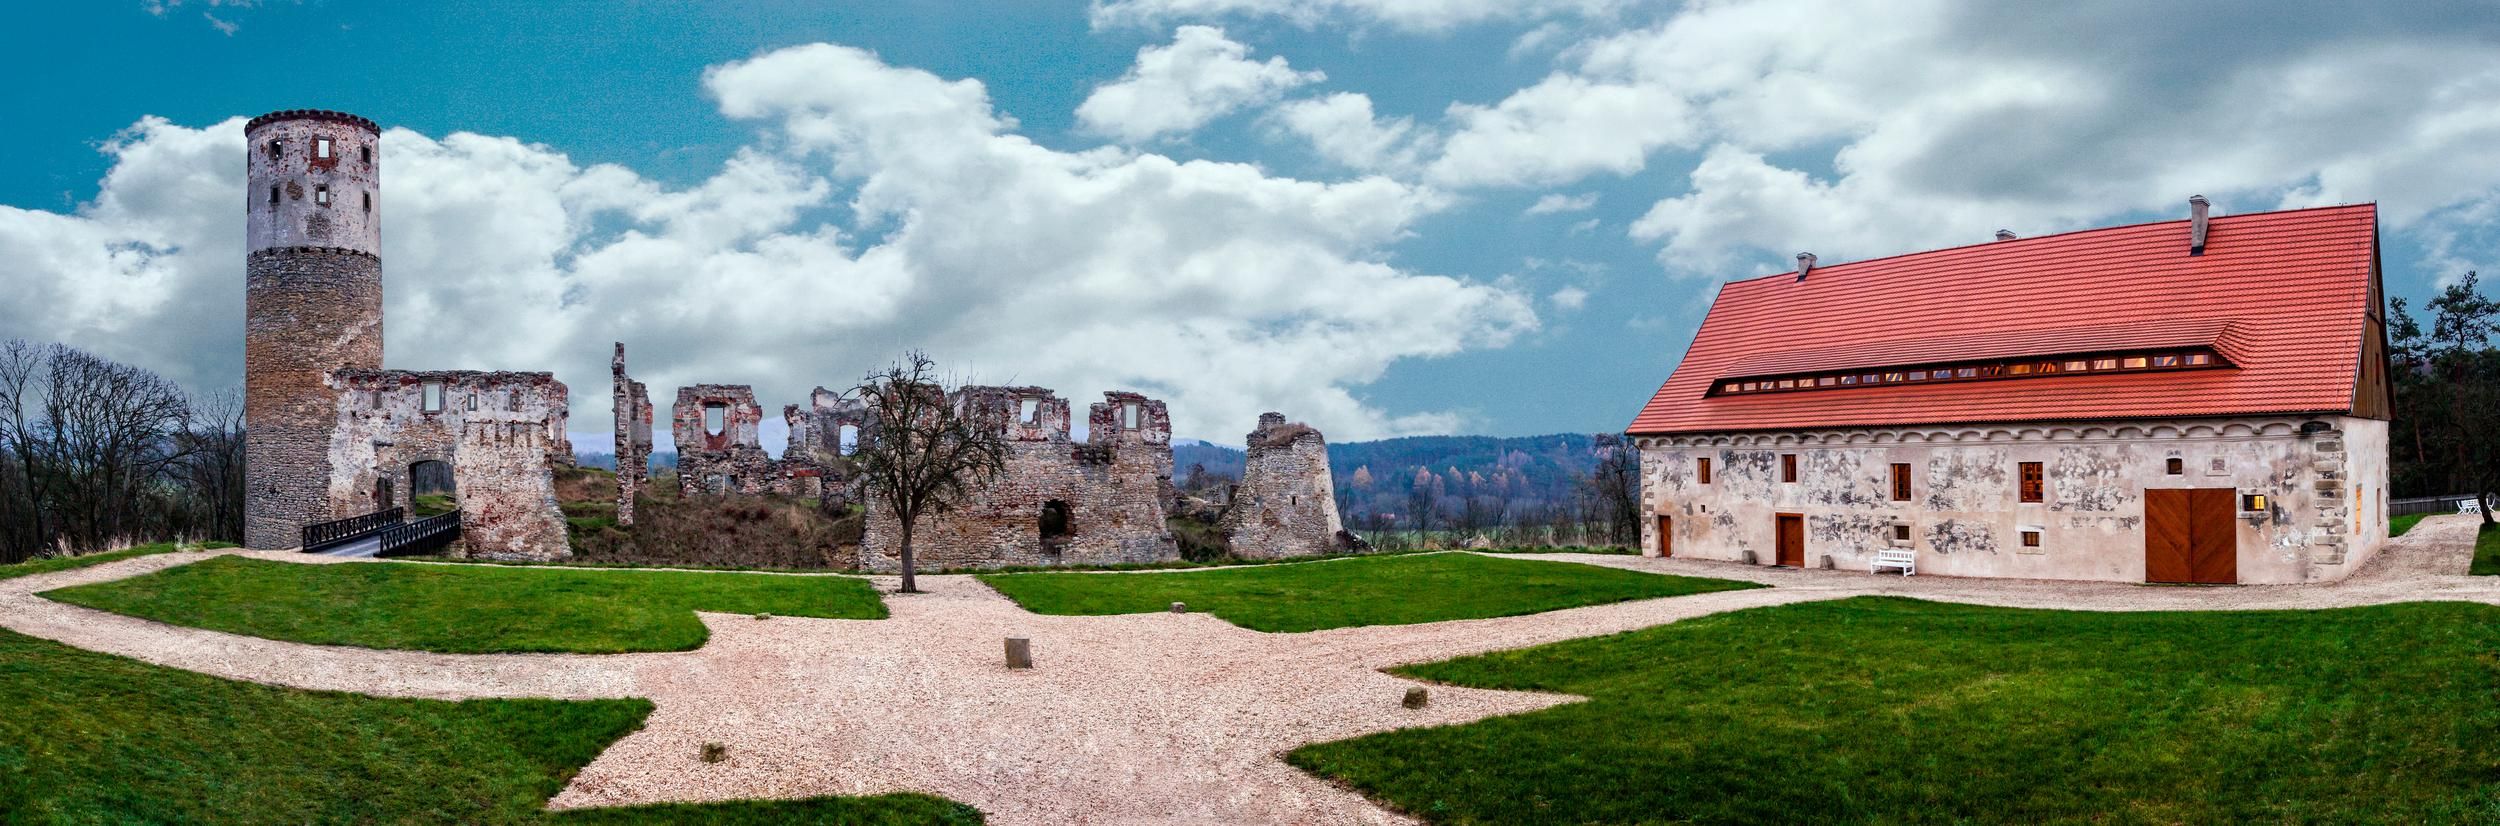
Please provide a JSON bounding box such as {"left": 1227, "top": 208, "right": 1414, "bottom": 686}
{"left": 1636, "top": 416, "right": 2384, "bottom": 584}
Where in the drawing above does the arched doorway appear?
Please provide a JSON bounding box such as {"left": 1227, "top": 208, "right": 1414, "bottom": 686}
{"left": 410, "top": 460, "right": 456, "bottom": 517}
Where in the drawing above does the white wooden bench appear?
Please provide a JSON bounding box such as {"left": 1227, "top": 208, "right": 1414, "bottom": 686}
{"left": 2464, "top": 498, "right": 2486, "bottom": 516}
{"left": 1872, "top": 548, "right": 1916, "bottom": 576}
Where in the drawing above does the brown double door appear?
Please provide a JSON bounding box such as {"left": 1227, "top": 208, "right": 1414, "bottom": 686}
{"left": 2145, "top": 488, "right": 2237, "bottom": 584}
{"left": 1774, "top": 514, "right": 1805, "bottom": 567}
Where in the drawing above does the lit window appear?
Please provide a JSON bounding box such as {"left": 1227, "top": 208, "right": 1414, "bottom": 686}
{"left": 2122, "top": 356, "right": 2149, "bottom": 369}
{"left": 2242, "top": 494, "right": 2268, "bottom": 512}
{"left": 1891, "top": 524, "right": 1911, "bottom": 542}
{"left": 316, "top": 138, "right": 332, "bottom": 159}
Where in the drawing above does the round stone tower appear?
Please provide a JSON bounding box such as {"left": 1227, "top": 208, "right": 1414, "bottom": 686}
{"left": 243, "top": 110, "right": 384, "bottom": 549}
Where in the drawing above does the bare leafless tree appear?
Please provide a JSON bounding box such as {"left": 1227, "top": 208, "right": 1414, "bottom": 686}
{"left": 0, "top": 340, "right": 228, "bottom": 562}
{"left": 1583, "top": 435, "right": 1642, "bottom": 548}
{"left": 850, "top": 351, "right": 1008, "bottom": 593}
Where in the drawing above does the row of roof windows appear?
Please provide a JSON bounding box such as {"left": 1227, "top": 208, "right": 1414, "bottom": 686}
{"left": 1712, "top": 349, "right": 2221, "bottom": 396}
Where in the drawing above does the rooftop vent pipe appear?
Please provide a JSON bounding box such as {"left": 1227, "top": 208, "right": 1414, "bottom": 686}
{"left": 1795, "top": 252, "right": 1816, "bottom": 282}
{"left": 2188, "top": 195, "right": 2210, "bottom": 256}
{"left": 1995, "top": 229, "right": 2017, "bottom": 241}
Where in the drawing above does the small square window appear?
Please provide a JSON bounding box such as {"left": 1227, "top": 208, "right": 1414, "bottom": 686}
{"left": 2165, "top": 457, "right": 2184, "bottom": 475}
{"left": 1891, "top": 524, "right": 1911, "bottom": 542}
{"left": 2007, "top": 363, "right": 2033, "bottom": 375}
{"left": 2021, "top": 530, "right": 2042, "bottom": 548}
{"left": 313, "top": 185, "right": 332, "bottom": 206}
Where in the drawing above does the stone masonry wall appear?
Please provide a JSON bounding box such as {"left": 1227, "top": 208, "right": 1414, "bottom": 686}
{"left": 672, "top": 385, "right": 775, "bottom": 495}
{"left": 860, "top": 388, "right": 1178, "bottom": 571}
{"left": 611, "top": 344, "right": 653, "bottom": 525}
{"left": 242, "top": 248, "right": 382, "bottom": 548}
{"left": 1634, "top": 415, "right": 2390, "bottom": 584}
{"left": 326, "top": 369, "right": 573, "bottom": 561}
{"left": 781, "top": 387, "right": 867, "bottom": 503}
{"left": 1220, "top": 412, "right": 1344, "bottom": 559}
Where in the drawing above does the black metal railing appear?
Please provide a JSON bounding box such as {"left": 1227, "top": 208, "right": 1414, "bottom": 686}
{"left": 302, "top": 508, "right": 404, "bottom": 552}
{"left": 378, "top": 511, "right": 461, "bottom": 558}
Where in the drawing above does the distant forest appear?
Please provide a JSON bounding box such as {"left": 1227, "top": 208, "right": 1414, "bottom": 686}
{"left": 1178, "top": 433, "right": 1626, "bottom": 537}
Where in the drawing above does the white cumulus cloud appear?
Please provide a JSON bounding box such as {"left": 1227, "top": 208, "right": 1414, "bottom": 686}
{"left": 1077, "top": 26, "right": 1323, "bottom": 143}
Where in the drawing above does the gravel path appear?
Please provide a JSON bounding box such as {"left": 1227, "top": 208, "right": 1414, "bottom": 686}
{"left": 2, "top": 515, "right": 2491, "bottom": 824}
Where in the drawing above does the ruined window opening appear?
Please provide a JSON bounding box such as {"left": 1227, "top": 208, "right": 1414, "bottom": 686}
{"left": 837, "top": 424, "right": 860, "bottom": 456}
{"left": 2166, "top": 457, "right": 2184, "bottom": 475}
{"left": 362, "top": 191, "right": 371, "bottom": 212}
{"left": 266, "top": 140, "right": 282, "bottom": 159}
{"left": 1019, "top": 399, "right": 1039, "bottom": 423}
{"left": 1889, "top": 463, "right": 1911, "bottom": 501}
{"left": 360, "top": 144, "right": 371, "bottom": 164}
{"left": 1780, "top": 454, "right": 1798, "bottom": 483}
{"left": 315, "top": 138, "right": 332, "bottom": 159}
{"left": 313, "top": 185, "right": 332, "bottom": 206}
{"left": 465, "top": 392, "right": 477, "bottom": 412}
{"left": 268, "top": 185, "right": 280, "bottom": 207}
{"left": 2019, "top": 462, "right": 2045, "bottom": 503}
{"left": 1122, "top": 403, "right": 1140, "bottom": 430}
{"left": 1040, "top": 499, "right": 1071, "bottom": 547}
{"left": 703, "top": 404, "right": 727, "bottom": 437}
{"left": 2021, "top": 530, "right": 2042, "bottom": 548}
{"left": 1697, "top": 457, "right": 1712, "bottom": 484}
{"left": 421, "top": 381, "right": 444, "bottom": 413}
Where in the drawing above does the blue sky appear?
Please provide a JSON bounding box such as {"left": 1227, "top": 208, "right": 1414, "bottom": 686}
{"left": 3, "top": 1, "right": 2496, "bottom": 446}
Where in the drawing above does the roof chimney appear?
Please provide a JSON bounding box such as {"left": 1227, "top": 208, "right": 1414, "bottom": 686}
{"left": 2188, "top": 195, "right": 2210, "bottom": 256}
{"left": 1794, "top": 252, "right": 1816, "bottom": 282}
{"left": 1994, "top": 229, "right": 2017, "bottom": 242}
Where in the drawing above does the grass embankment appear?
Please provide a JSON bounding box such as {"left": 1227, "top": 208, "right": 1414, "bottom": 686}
{"left": 413, "top": 492, "right": 458, "bottom": 517}
{"left": 0, "top": 628, "right": 976, "bottom": 824}
{"left": 1290, "top": 598, "right": 2500, "bottom": 824}
{"left": 43, "top": 556, "right": 886, "bottom": 654}
{"left": 557, "top": 468, "right": 863, "bottom": 570}
{"left": 978, "top": 553, "right": 1758, "bottom": 632}
{"left": 2473, "top": 523, "right": 2500, "bottom": 576}
{"left": 0, "top": 541, "right": 232, "bottom": 582}
{"left": 2390, "top": 512, "right": 2428, "bottom": 537}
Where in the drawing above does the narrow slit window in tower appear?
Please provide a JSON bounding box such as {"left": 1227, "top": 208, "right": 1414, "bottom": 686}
{"left": 313, "top": 185, "right": 331, "bottom": 206}
{"left": 360, "top": 145, "right": 371, "bottom": 164}
{"left": 266, "top": 140, "right": 282, "bottom": 159}
{"left": 268, "top": 185, "right": 280, "bottom": 206}
{"left": 362, "top": 191, "right": 371, "bottom": 212}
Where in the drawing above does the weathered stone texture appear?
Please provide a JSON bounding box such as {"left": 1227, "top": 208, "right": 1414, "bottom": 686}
{"left": 611, "top": 344, "right": 653, "bottom": 525}
{"left": 1219, "top": 412, "right": 1344, "bottom": 559}
{"left": 327, "top": 369, "right": 574, "bottom": 561}
{"left": 780, "top": 387, "right": 866, "bottom": 503}
{"left": 1636, "top": 416, "right": 2392, "bottom": 584}
{"left": 672, "top": 385, "right": 777, "bottom": 496}
{"left": 243, "top": 247, "right": 382, "bottom": 549}
{"left": 859, "top": 388, "right": 1179, "bottom": 572}
{"left": 246, "top": 111, "right": 381, "bottom": 255}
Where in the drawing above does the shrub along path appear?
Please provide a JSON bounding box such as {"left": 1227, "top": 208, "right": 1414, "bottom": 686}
{"left": 0, "top": 515, "right": 2493, "bottom": 825}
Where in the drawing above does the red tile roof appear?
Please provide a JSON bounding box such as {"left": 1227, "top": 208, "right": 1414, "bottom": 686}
{"left": 1627, "top": 204, "right": 2379, "bottom": 435}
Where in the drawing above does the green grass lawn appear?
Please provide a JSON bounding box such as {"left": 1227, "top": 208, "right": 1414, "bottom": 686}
{"left": 1288, "top": 597, "right": 2500, "bottom": 824}
{"left": 2390, "top": 512, "right": 2428, "bottom": 537}
{"left": 0, "top": 541, "right": 232, "bottom": 582}
{"left": 43, "top": 556, "right": 886, "bottom": 654}
{"left": 413, "top": 492, "right": 459, "bottom": 517}
{"left": 2472, "top": 523, "right": 2499, "bottom": 576}
{"left": 0, "top": 627, "right": 976, "bottom": 824}
{"left": 978, "top": 553, "right": 1759, "bottom": 632}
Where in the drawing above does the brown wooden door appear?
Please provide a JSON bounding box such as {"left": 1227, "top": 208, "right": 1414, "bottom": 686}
{"left": 2146, "top": 489, "right": 2237, "bottom": 584}
{"left": 1775, "top": 514, "right": 1805, "bottom": 567}
{"left": 1656, "top": 515, "right": 1673, "bottom": 557}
